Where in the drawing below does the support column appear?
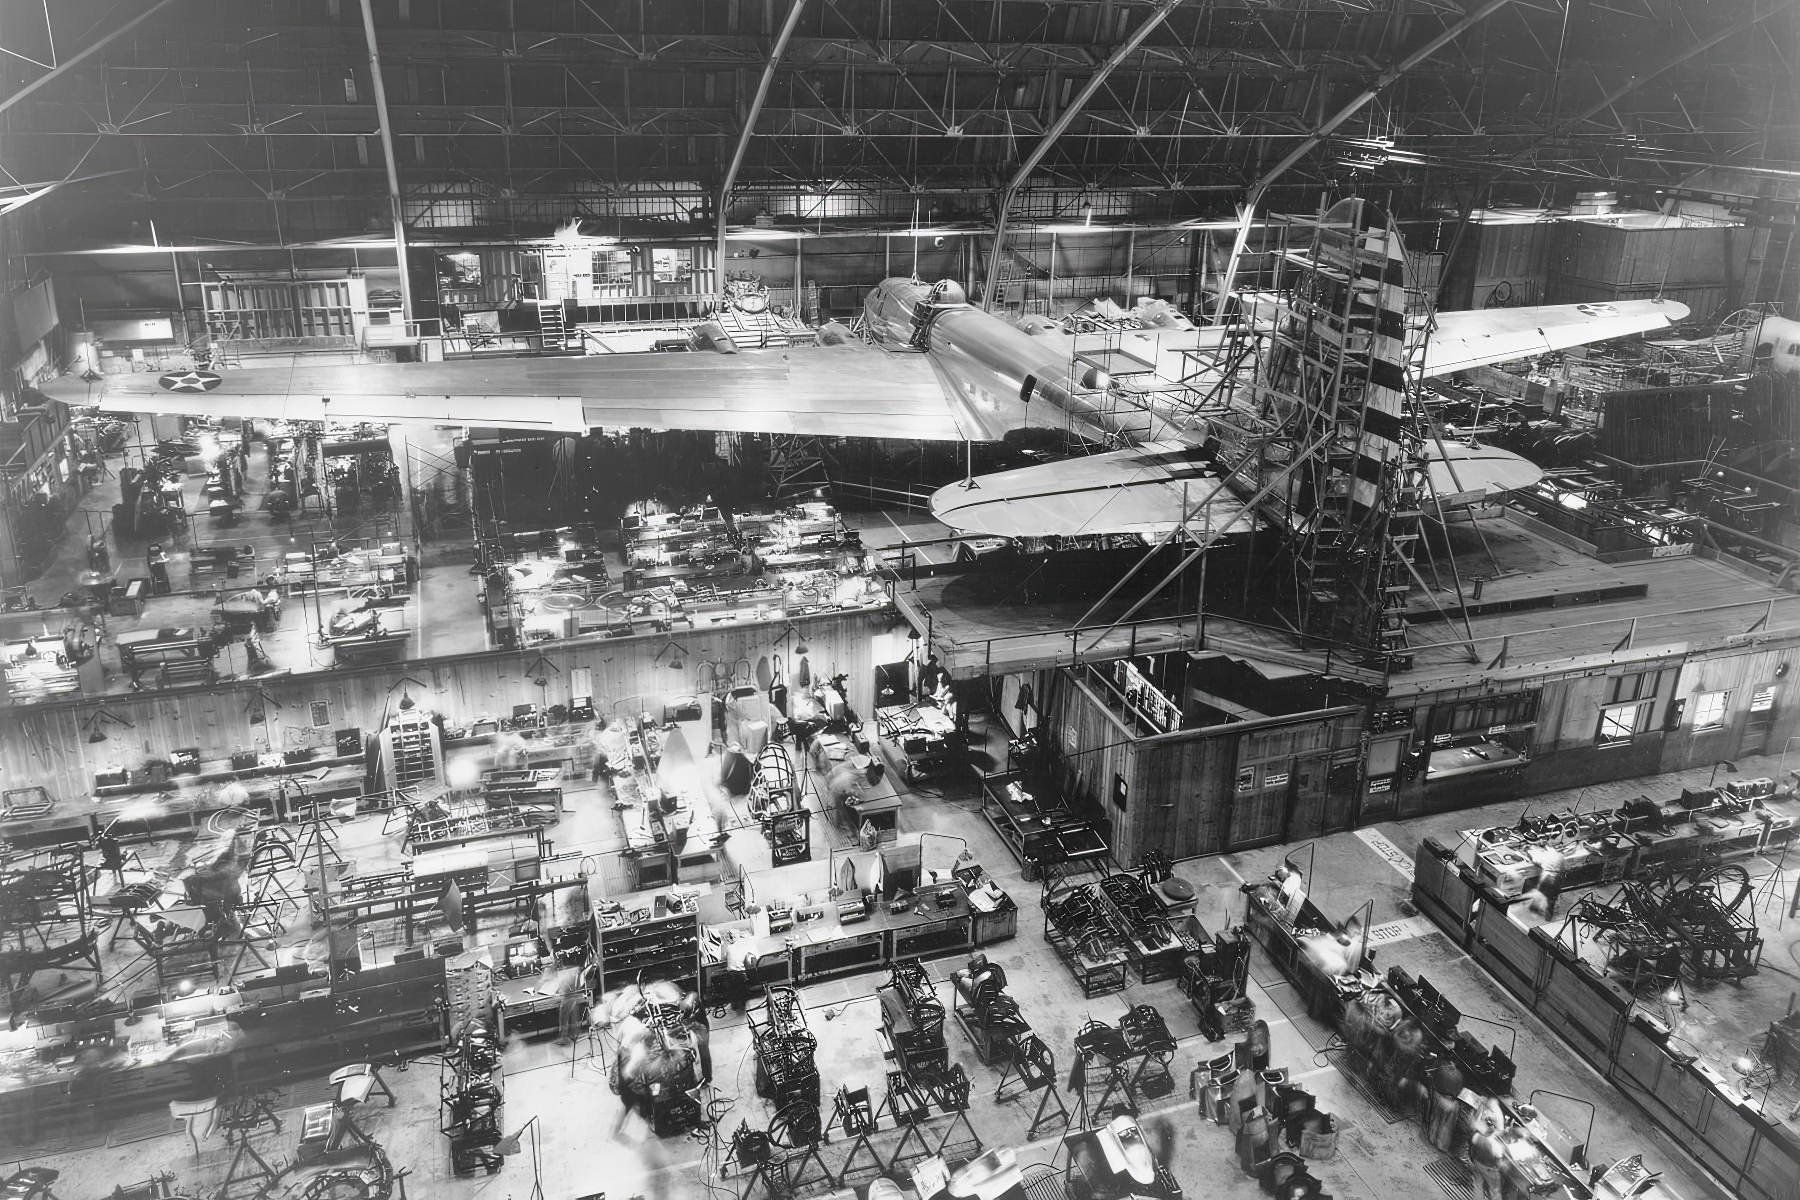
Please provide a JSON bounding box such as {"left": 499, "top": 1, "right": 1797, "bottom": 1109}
{"left": 716, "top": 0, "right": 810, "bottom": 302}
{"left": 359, "top": 0, "right": 414, "bottom": 325}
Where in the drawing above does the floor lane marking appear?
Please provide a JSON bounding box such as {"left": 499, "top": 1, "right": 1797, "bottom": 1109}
{"left": 1355, "top": 827, "right": 1415, "bottom": 882}
{"left": 1361, "top": 915, "right": 1435, "bottom": 947}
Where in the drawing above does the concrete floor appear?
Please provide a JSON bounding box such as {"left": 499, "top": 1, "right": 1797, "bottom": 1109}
{"left": 12, "top": 720, "right": 1779, "bottom": 1200}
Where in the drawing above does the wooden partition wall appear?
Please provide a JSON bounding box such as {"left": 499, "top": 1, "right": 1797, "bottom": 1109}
{"left": 1045, "top": 668, "right": 1364, "bottom": 866}
{"left": 2, "top": 609, "right": 885, "bottom": 804}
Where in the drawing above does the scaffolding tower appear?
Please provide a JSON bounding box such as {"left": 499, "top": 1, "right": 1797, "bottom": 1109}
{"left": 1214, "top": 198, "right": 1436, "bottom": 670}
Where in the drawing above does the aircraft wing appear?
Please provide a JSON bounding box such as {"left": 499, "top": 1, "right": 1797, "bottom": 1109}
{"left": 1423, "top": 298, "right": 1689, "bottom": 377}
{"left": 929, "top": 443, "right": 1257, "bottom": 540}
{"left": 35, "top": 342, "right": 990, "bottom": 441}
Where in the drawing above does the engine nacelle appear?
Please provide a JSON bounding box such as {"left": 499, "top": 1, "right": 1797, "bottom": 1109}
{"left": 1750, "top": 314, "right": 1800, "bottom": 375}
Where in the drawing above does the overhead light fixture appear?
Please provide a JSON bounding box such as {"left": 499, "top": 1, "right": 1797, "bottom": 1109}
{"left": 398, "top": 689, "right": 415, "bottom": 711}
{"left": 82, "top": 706, "right": 134, "bottom": 743}
{"left": 795, "top": 636, "right": 809, "bottom": 655}
{"left": 655, "top": 638, "right": 690, "bottom": 671}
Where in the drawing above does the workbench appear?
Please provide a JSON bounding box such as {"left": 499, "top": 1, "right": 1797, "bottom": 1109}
{"left": 115, "top": 626, "right": 217, "bottom": 689}
{"left": 840, "top": 788, "right": 902, "bottom": 843}
{"left": 490, "top": 938, "right": 585, "bottom": 1039}
{"left": 325, "top": 606, "right": 411, "bottom": 665}
{"left": 979, "top": 769, "right": 1108, "bottom": 882}
{"left": 712, "top": 886, "right": 977, "bottom": 987}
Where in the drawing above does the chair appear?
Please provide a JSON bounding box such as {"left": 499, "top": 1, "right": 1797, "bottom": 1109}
{"left": 169, "top": 1096, "right": 221, "bottom": 1161}
{"left": 330, "top": 1063, "right": 396, "bottom": 1108}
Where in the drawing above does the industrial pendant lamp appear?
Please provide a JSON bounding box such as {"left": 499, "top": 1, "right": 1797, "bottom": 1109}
{"left": 780, "top": 622, "right": 808, "bottom": 656}
{"left": 83, "top": 707, "right": 133, "bottom": 743}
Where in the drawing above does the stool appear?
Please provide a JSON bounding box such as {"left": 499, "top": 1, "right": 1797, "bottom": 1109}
{"left": 169, "top": 1096, "right": 221, "bottom": 1161}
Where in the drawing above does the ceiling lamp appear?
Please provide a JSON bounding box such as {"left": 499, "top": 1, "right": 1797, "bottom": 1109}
{"left": 656, "top": 638, "right": 690, "bottom": 671}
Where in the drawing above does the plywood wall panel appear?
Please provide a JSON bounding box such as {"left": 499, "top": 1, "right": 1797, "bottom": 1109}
{"left": 2, "top": 611, "right": 883, "bottom": 804}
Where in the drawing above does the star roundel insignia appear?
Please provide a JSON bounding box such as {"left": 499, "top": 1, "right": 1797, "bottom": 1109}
{"left": 158, "top": 369, "right": 224, "bottom": 393}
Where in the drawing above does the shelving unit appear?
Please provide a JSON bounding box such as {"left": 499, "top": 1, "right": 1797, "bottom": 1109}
{"left": 594, "top": 896, "right": 701, "bottom": 996}
{"left": 380, "top": 711, "right": 443, "bottom": 791}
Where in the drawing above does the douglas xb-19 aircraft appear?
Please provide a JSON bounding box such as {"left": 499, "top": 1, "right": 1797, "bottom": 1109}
{"left": 41, "top": 248, "right": 1687, "bottom": 542}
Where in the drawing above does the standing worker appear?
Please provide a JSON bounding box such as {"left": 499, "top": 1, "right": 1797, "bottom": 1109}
{"left": 94, "top": 829, "right": 127, "bottom": 886}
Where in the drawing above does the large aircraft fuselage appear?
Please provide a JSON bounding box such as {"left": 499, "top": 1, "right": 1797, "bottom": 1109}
{"left": 862, "top": 277, "right": 1126, "bottom": 440}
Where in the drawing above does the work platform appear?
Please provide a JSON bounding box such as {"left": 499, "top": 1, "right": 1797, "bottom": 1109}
{"left": 867, "top": 506, "right": 1800, "bottom": 687}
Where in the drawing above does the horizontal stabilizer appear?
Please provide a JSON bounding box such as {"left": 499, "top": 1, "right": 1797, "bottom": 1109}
{"left": 1427, "top": 439, "right": 1544, "bottom": 504}
{"left": 930, "top": 442, "right": 1257, "bottom": 540}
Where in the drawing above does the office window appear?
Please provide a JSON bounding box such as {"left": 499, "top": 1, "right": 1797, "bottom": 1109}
{"left": 1606, "top": 669, "right": 1667, "bottom": 705}
{"left": 1425, "top": 691, "right": 1541, "bottom": 740}
{"left": 1598, "top": 701, "right": 1652, "bottom": 745}
{"left": 1691, "top": 690, "right": 1729, "bottom": 731}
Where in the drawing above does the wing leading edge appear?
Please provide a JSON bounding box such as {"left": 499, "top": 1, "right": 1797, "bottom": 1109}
{"left": 36, "top": 342, "right": 993, "bottom": 443}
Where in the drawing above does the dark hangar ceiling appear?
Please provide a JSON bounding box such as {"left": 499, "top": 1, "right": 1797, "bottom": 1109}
{"left": 1, "top": 0, "right": 1796, "bottom": 245}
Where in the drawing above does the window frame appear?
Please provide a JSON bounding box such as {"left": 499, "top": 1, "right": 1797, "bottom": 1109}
{"left": 1597, "top": 700, "right": 1652, "bottom": 745}
{"left": 1690, "top": 690, "right": 1730, "bottom": 732}
{"left": 1606, "top": 669, "right": 1668, "bottom": 705}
